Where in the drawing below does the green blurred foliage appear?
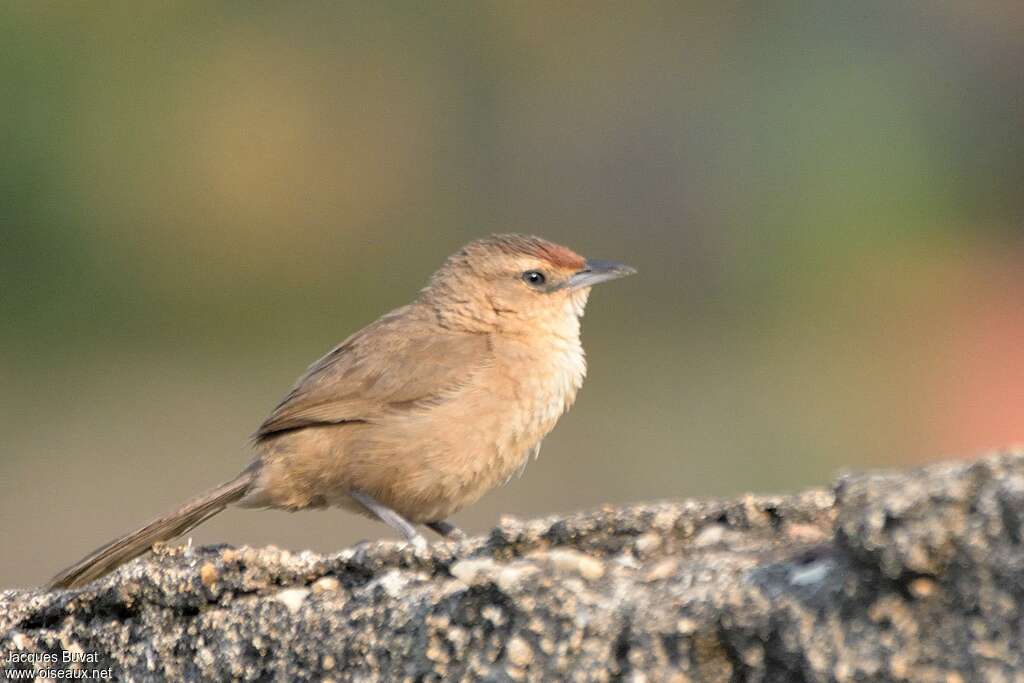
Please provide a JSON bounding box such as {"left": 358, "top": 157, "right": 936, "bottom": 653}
{"left": 2, "top": 2, "right": 1022, "bottom": 587}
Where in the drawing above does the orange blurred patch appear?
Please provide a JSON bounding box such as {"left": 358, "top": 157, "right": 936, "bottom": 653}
{"left": 934, "top": 247, "right": 1024, "bottom": 456}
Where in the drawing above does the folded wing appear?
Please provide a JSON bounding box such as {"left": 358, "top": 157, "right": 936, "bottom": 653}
{"left": 256, "top": 306, "right": 491, "bottom": 439}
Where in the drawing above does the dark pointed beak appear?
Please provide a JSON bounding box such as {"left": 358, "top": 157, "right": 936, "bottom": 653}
{"left": 567, "top": 259, "right": 637, "bottom": 289}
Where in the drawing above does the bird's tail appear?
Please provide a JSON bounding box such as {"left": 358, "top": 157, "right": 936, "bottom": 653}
{"left": 47, "top": 469, "right": 256, "bottom": 590}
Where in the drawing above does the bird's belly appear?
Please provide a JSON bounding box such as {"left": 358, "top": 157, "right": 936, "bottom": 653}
{"left": 348, "top": 407, "right": 553, "bottom": 521}
{"left": 347, "top": 358, "right": 582, "bottom": 521}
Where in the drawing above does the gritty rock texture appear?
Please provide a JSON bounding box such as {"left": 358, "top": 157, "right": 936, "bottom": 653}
{"left": 4, "top": 452, "right": 1024, "bottom": 682}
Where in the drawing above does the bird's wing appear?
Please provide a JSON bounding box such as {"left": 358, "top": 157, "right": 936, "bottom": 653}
{"left": 255, "top": 306, "right": 491, "bottom": 439}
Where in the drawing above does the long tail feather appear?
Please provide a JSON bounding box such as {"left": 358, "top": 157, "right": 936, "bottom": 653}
{"left": 47, "top": 470, "right": 254, "bottom": 590}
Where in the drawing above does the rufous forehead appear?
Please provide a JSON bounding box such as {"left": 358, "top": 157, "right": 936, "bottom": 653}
{"left": 522, "top": 241, "right": 586, "bottom": 270}
{"left": 476, "top": 234, "right": 586, "bottom": 271}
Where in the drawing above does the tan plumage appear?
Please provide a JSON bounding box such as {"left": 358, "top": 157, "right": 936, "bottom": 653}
{"left": 48, "top": 234, "right": 635, "bottom": 589}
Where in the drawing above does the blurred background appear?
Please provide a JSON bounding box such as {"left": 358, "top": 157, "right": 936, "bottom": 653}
{"left": 2, "top": 2, "right": 1023, "bottom": 588}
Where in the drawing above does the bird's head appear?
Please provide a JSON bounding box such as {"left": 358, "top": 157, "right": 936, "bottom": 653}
{"left": 422, "top": 234, "right": 636, "bottom": 336}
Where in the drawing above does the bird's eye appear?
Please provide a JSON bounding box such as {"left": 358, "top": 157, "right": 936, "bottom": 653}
{"left": 521, "top": 270, "right": 546, "bottom": 287}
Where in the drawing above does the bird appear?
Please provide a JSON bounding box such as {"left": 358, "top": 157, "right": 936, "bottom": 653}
{"left": 48, "top": 234, "right": 636, "bottom": 589}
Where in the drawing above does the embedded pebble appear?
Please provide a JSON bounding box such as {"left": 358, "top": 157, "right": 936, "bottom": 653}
{"left": 274, "top": 588, "right": 310, "bottom": 613}
{"left": 199, "top": 563, "right": 218, "bottom": 587}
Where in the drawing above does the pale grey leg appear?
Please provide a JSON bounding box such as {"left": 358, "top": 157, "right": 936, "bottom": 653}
{"left": 426, "top": 520, "right": 465, "bottom": 540}
{"left": 350, "top": 490, "right": 428, "bottom": 550}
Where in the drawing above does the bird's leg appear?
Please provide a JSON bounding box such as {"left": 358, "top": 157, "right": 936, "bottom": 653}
{"left": 426, "top": 520, "right": 466, "bottom": 540}
{"left": 349, "top": 490, "right": 428, "bottom": 550}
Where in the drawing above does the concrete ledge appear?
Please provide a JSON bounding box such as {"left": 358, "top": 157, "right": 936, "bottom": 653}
{"left": 4, "top": 451, "right": 1024, "bottom": 681}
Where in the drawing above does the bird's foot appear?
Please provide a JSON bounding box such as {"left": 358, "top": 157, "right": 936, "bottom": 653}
{"left": 349, "top": 539, "right": 372, "bottom": 565}
{"left": 426, "top": 520, "right": 466, "bottom": 541}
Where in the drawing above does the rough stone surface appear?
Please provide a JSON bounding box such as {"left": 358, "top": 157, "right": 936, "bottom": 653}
{"left": 4, "top": 451, "right": 1024, "bottom": 681}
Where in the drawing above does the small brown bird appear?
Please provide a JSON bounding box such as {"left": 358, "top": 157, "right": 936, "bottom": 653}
{"left": 49, "top": 234, "right": 635, "bottom": 589}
